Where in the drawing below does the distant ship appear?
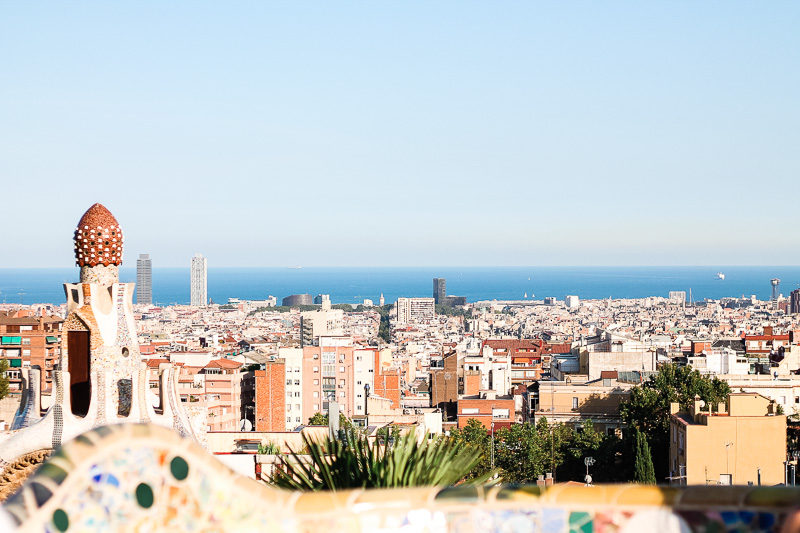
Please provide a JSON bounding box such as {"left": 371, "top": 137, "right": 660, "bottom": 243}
{"left": 716, "top": 272, "right": 725, "bottom": 280}
{"left": 288, "top": 266, "right": 303, "bottom": 270}
{"left": 524, "top": 292, "right": 528, "bottom": 298}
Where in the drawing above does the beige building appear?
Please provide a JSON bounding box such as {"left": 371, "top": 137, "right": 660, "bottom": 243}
{"left": 669, "top": 393, "right": 786, "bottom": 486}
{"left": 533, "top": 379, "right": 633, "bottom": 434}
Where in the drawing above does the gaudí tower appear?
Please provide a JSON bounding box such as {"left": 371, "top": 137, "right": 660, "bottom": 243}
{"left": 0, "top": 204, "right": 204, "bottom": 471}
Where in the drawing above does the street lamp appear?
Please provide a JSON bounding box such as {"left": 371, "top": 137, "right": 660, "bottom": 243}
{"left": 490, "top": 421, "right": 495, "bottom": 469}
{"left": 584, "top": 456, "right": 595, "bottom": 485}
{"left": 364, "top": 383, "right": 370, "bottom": 426}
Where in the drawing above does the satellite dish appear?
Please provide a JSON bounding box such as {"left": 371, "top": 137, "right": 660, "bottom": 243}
{"left": 240, "top": 419, "right": 253, "bottom": 432}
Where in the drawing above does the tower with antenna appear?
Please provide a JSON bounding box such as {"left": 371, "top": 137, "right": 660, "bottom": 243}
{"left": 771, "top": 278, "right": 781, "bottom": 308}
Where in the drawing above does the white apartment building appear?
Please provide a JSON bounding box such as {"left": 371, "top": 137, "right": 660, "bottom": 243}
{"left": 279, "top": 347, "right": 304, "bottom": 430}
{"left": 565, "top": 295, "right": 580, "bottom": 309}
{"left": 300, "top": 308, "right": 344, "bottom": 346}
{"left": 353, "top": 348, "right": 375, "bottom": 416}
{"left": 395, "top": 297, "right": 435, "bottom": 325}
{"left": 190, "top": 253, "right": 208, "bottom": 306}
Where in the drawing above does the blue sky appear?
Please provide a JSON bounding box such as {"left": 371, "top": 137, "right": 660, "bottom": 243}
{"left": 2, "top": 3, "right": 798, "bottom": 267}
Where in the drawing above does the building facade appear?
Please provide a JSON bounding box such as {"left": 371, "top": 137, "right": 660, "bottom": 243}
{"left": 136, "top": 253, "right": 152, "bottom": 305}
{"left": 395, "top": 297, "right": 435, "bottom": 325}
{"left": 669, "top": 393, "right": 786, "bottom": 486}
{"left": 433, "top": 278, "right": 446, "bottom": 304}
{"left": 190, "top": 253, "right": 207, "bottom": 306}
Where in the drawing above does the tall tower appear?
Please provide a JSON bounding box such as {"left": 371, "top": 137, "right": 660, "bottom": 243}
{"left": 771, "top": 278, "right": 781, "bottom": 308}
{"left": 190, "top": 253, "right": 208, "bottom": 306}
{"left": 136, "top": 253, "right": 152, "bottom": 305}
{"left": 433, "top": 278, "right": 446, "bottom": 304}
{"left": 379, "top": 293, "right": 385, "bottom": 307}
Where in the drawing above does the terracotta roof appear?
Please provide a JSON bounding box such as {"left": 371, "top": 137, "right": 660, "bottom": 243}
{"left": 205, "top": 359, "right": 243, "bottom": 369}
{"left": 600, "top": 371, "right": 618, "bottom": 379}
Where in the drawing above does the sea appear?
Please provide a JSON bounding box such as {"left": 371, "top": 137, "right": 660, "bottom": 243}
{"left": 1, "top": 266, "right": 799, "bottom": 307}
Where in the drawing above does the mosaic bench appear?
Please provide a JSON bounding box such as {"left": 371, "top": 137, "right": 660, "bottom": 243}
{"left": 1, "top": 423, "right": 799, "bottom": 532}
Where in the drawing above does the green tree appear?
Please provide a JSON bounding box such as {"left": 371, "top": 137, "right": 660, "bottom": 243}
{"left": 633, "top": 428, "right": 656, "bottom": 484}
{"left": 448, "top": 419, "right": 493, "bottom": 480}
{"left": 619, "top": 363, "right": 730, "bottom": 481}
{"left": 308, "top": 412, "right": 327, "bottom": 426}
{"left": 306, "top": 412, "right": 356, "bottom": 431}
{"left": 0, "top": 359, "right": 9, "bottom": 400}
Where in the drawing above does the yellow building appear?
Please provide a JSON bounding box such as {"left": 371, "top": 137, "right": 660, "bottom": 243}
{"left": 669, "top": 393, "right": 786, "bottom": 486}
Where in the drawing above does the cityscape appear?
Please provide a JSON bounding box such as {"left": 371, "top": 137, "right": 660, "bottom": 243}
{"left": 2, "top": 2, "right": 799, "bottom": 532}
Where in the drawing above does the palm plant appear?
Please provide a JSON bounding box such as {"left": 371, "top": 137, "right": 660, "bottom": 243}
{"left": 271, "top": 430, "right": 492, "bottom": 490}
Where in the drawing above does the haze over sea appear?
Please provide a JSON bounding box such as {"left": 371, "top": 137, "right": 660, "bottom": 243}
{"left": 1, "top": 267, "right": 799, "bottom": 307}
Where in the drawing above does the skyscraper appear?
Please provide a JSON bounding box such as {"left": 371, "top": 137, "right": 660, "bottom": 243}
{"left": 136, "top": 254, "right": 152, "bottom": 305}
{"left": 433, "top": 278, "right": 446, "bottom": 304}
{"left": 190, "top": 253, "right": 207, "bottom": 306}
{"left": 791, "top": 289, "right": 800, "bottom": 315}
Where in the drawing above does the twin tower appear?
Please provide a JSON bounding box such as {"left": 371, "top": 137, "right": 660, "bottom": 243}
{"left": 0, "top": 204, "right": 204, "bottom": 469}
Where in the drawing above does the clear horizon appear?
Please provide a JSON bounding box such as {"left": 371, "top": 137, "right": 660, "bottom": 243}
{"left": 2, "top": 3, "right": 799, "bottom": 268}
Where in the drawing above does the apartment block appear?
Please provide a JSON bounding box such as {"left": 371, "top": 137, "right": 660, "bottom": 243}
{"left": 0, "top": 311, "right": 63, "bottom": 393}
{"left": 395, "top": 298, "right": 435, "bottom": 325}
{"left": 242, "top": 360, "right": 286, "bottom": 432}
{"left": 669, "top": 393, "right": 786, "bottom": 485}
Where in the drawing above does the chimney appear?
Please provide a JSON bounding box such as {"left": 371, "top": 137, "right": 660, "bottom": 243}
{"left": 537, "top": 475, "right": 545, "bottom": 488}
{"left": 670, "top": 402, "right": 680, "bottom": 415}
{"left": 545, "top": 472, "right": 554, "bottom": 487}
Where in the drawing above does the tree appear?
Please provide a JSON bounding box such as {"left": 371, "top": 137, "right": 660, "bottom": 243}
{"left": 306, "top": 412, "right": 356, "bottom": 431}
{"left": 619, "top": 363, "right": 730, "bottom": 481}
{"left": 308, "top": 412, "right": 327, "bottom": 426}
{"left": 448, "top": 419, "right": 493, "bottom": 480}
{"left": 633, "top": 428, "right": 656, "bottom": 484}
{"left": 0, "top": 359, "right": 8, "bottom": 400}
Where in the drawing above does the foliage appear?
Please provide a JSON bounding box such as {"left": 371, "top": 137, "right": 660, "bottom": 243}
{"left": 0, "top": 359, "right": 8, "bottom": 401}
{"left": 307, "top": 412, "right": 356, "bottom": 431}
{"left": 435, "top": 304, "right": 470, "bottom": 318}
{"left": 450, "top": 418, "right": 626, "bottom": 484}
{"left": 619, "top": 363, "right": 730, "bottom": 481}
{"left": 258, "top": 441, "right": 282, "bottom": 455}
{"left": 375, "top": 305, "right": 392, "bottom": 343}
{"left": 376, "top": 424, "right": 401, "bottom": 444}
{"left": 633, "top": 428, "right": 656, "bottom": 484}
{"left": 447, "top": 419, "right": 493, "bottom": 480}
{"left": 271, "top": 430, "right": 488, "bottom": 490}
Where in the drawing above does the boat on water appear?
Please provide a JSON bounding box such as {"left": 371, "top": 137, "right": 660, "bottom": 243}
{"left": 716, "top": 272, "right": 725, "bottom": 280}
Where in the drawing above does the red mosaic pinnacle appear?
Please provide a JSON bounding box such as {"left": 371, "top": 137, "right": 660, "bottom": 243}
{"left": 73, "top": 203, "right": 124, "bottom": 267}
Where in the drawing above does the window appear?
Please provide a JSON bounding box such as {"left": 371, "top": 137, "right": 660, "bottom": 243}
{"left": 572, "top": 397, "right": 579, "bottom": 410}
{"left": 286, "top": 379, "right": 291, "bottom": 385}
{"left": 287, "top": 417, "right": 291, "bottom": 423}
{"left": 286, "top": 392, "right": 292, "bottom": 398}
{"left": 313, "top": 404, "right": 319, "bottom": 410}
{"left": 22, "top": 338, "right": 30, "bottom": 345}
{"left": 339, "top": 391, "right": 345, "bottom": 397}
{"left": 313, "top": 391, "right": 319, "bottom": 398}
{"left": 295, "top": 417, "right": 301, "bottom": 422}
{"left": 313, "top": 366, "right": 319, "bottom": 373}
{"left": 295, "top": 404, "right": 300, "bottom": 411}
{"left": 340, "top": 366, "right": 345, "bottom": 373}
{"left": 462, "top": 408, "right": 479, "bottom": 415}
{"left": 294, "top": 380, "right": 300, "bottom": 385}
{"left": 313, "top": 379, "right": 319, "bottom": 385}
{"left": 492, "top": 408, "right": 509, "bottom": 419}
{"left": 294, "top": 392, "right": 300, "bottom": 397}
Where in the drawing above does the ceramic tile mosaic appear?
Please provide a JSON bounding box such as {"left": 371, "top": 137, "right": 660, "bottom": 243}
{"left": 2, "top": 423, "right": 800, "bottom": 532}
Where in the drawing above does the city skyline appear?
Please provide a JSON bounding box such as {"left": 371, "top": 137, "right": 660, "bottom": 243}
{"left": 1, "top": 3, "right": 799, "bottom": 268}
